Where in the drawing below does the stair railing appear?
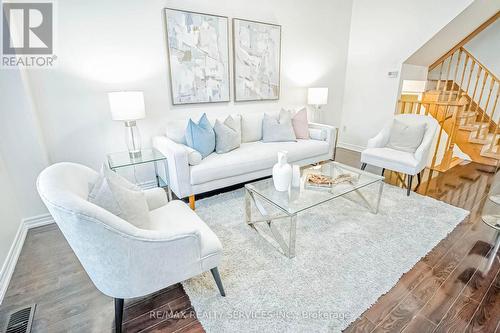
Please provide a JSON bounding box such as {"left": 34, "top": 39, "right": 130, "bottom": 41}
{"left": 397, "top": 99, "right": 466, "bottom": 171}
{"left": 428, "top": 47, "right": 500, "bottom": 155}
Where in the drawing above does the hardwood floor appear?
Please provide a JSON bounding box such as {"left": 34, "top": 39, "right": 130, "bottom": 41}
{"left": 0, "top": 148, "right": 498, "bottom": 332}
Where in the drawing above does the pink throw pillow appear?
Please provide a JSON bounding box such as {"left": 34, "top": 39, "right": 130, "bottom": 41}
{"left": 291, "top": 108, "right": 309, "bottom": 139}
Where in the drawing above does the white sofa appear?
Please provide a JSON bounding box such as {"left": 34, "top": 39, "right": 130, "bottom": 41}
{"left": 153, "top": 112, "right": 337, "bottom": 202}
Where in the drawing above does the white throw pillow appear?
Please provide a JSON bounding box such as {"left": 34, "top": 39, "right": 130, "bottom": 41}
{"left": 88, "top": 167, "right": 150, "bottom": 228}
{"left": 184, "top": 145, "right": 202, "bottom": 165}
{"left": 241, "top": 113, "right": 264, "bottom": 143}
{"left": 386, "top": 119, "right": 427, "bottom": 153}
{"left": 214, "top": 116, "right": 241, "bottom": 154}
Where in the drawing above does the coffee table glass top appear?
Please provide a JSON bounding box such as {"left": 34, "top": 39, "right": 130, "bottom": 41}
{"left": 245, "top": 161, "right": 384, "bottom": 215}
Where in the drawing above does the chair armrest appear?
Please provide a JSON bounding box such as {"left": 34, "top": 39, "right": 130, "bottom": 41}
{"left": 414, "top": 122, "right": 438, "bottom": 170}
{"left": 308, "top": 122, "right": 338, "bottom": 158}
{"left": 367, "top": 124, "right": 391, "bottom": 148}
{"left": 152, "top": 136, "right": 192, "bottom": 199}
{"left": 144, "top": 188, "right": 168, "bottom": 211}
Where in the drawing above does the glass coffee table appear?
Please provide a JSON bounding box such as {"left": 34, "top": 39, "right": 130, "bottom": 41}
{"left": 245, "top": 161, "right": 384, "bottom": 258}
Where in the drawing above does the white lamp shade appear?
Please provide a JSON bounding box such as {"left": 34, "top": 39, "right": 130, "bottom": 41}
{"left": 308, "top": 88, "right": 329, "bottom": 105}
{"left": 401, "top": 80, "right": 426, "bottom": 93}
{"left": 108, "top": 91, "right": 146, "bottom": 121}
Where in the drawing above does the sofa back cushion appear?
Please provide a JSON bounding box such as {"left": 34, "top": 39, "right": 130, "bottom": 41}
{"left": 185, "top": 113, "right": 215, "bottom": 158}
{"left": 262, "top": 110, "right": 297, "bottom": 143}
{"left": 241, "top": 113, "right": 264, "bottom": 143}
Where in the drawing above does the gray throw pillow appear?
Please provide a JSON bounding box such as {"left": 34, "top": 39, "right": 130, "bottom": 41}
{"left": 262, "top": 109, "right": 297, "bottom": 143}
{"left": 386, "top": 119, "right": 427, "bottom": 153}
{"left": 214, "top": 116, "right": 241, "bottom": 154}
{"left": 88, "top": 167, "right": 150, "bottom": 228}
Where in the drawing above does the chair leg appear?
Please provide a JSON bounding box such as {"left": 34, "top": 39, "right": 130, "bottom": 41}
{"left": 381, "top": 168, "right": 385, "bottom": 176}
{"left": 361, "top": 163, "right": 367, "bottom": 170}
{"left": 189, "top": 195, "right": 195, "bottom": 210}
{"left": 114, "top": 298, "right": 124, "bottom": 333}
{"left": 417, "top": 172, "right": 422, "bottom": 185}
{"left": 210, "top": 267, "right": 226, "bottom": 297}
{"left": 407, "top": 175, "right": 413, "bottom": 196}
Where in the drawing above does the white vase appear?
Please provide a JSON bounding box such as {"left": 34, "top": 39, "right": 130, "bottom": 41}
{"left": 272, "top": 151, "right": 292, "bottom": 191}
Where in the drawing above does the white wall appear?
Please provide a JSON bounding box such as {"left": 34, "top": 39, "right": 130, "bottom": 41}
{"left": 339, "top": 0, "right": 474, "bottom": 150}
{"left": 464, "top": 18, "right": 500, "bottom": 75}
{"left": 25, "top": 0, "right": 353, "bottom": 182}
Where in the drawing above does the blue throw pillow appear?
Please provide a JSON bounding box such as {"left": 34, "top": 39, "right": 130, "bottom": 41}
{"left": 185, "top": 113, "right": 215, "bottom": 158}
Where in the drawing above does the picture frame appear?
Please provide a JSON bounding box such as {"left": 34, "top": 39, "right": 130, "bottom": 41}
{"left": 164, "top": 8, "right": 230, "bottom": 105}
{"left": 233, "top": 18, "right": 282, "bottom": 102}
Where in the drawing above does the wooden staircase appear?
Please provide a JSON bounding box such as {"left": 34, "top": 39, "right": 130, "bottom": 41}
{"left": 425, "top": 46, "right": 499, "bottom": 166}
{"left": 396, "top": 11, "right": 499, "bottom": 172}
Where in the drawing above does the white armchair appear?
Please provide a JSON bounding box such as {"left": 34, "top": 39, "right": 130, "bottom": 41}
{"left": 360, "top": 114, "right": 438, "bottom": 195}
{"left": 36, "top": 162, "right": 224, "bottom": 333}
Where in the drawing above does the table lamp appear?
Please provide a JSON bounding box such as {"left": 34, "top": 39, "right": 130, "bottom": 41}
{"left": 307, "top": 87, "right": 328, "bottom": 122}
{"left": 108, "top": 91, "right": 145, "bottom": 158}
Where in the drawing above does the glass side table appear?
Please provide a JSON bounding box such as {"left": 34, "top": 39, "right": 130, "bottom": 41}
{"left": 107, "top": 148, "right": 172, "bottom": 201}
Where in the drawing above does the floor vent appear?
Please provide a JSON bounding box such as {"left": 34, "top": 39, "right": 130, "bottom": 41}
{"left": 4, "top": 304, "right": 36, "bottom": 333}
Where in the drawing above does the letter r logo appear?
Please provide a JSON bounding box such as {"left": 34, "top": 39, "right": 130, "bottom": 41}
{"left": 2, "top": 3, "right": 53, "bottom": 55}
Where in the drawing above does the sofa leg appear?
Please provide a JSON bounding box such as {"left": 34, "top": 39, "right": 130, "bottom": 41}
{"left": 114, "top": 298, "right": 124, "bottom": 333}
{"left": 189, "top": 195, "right": 195, "bottom": 210}
{"left": 407, "top": 175, "right": 413, "bottom": 196}
{"left": 361, "top": 163, "right": 367, "bottom": 171}
{"left": 210, "top": 267, "right": 226, "bottom": 297}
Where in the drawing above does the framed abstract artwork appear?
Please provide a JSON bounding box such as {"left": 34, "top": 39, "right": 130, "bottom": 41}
{"left": 164, "top": 8, "right": 230, "bottom": 105}
{"left": 233, "top": 18, "right": 281, "bottom": 102}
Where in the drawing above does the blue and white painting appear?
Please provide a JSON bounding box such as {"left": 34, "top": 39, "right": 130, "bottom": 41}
{"left": 165, "top": 9, "right": 229, "bottom": 104}
{"left": 233, "top": 19, "right": 281, "bottom": 101}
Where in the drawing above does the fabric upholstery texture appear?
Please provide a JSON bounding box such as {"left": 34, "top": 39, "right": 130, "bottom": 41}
{"left": 190, "top": 140, "right": 329, "bottom": 185}
{"left": 361, "top": 114, "right": 438, "bottom": 175}
{"left": 36, "top": 162, "right": 223, "bottom": 299}
{"left": 185, "top": 113, "right": 215, "bottom": 158}
{"left": 241, "top": 113, "right": 264, "bottom": 143}
{"left": 214, "top": 116, "right": 241, "bottom": 154}
{"left": 386, "top": 119, "right": 427, "bottom": 153}
{"left": 309, "top": 128, "right": 326, "bottom": 141}
{"left": 262, "top": 110, "right": 296, "bottom": 142}
{"left": 291, "top": 107, "right": 310, "bottom": 139}
{"left": 88, "top": 167, "right": 150, "bottom": 228}
{"left": 184, "top": 145, "right": 202, "bottom": 166}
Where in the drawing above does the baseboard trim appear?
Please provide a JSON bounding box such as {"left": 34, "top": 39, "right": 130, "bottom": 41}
{"left": 0, "top": 214, "right": 54, "bottom": 304}
{"left": 337, "top": 141, "right": 365, "bottom": 152}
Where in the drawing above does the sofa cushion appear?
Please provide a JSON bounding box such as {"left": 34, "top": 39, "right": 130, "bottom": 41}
{"left": 361, "top": 147, "right": 419, "bottom": 174}
{"left": 165, "top": 119, "right": 188, "bottom": 144}
{"left": 190, "top": 140, "right": 330, "bottom": 185}
{"left": 241, "top": 113, "right": 264, "bottom": 143}
{"left": 185, "top": 113, "right": 215, "bottom": 158}
{"left": 214, "top": 116, "right": 241, "bottom": 154}
{"left": 262, "top": 110, "right": 297, "bottom": 143}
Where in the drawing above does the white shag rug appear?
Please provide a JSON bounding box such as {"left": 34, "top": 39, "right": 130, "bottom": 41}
{"left": 183, "top": 184, "right": 468, "bottom": 332}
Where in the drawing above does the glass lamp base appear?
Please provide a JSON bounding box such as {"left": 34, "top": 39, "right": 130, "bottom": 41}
{"left": 129, "top": 150, "right": 142, "bottom": 159}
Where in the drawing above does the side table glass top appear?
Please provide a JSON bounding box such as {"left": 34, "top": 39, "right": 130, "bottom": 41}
{"left": 107, "top": 148, "right": 166, "bottom": 170}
